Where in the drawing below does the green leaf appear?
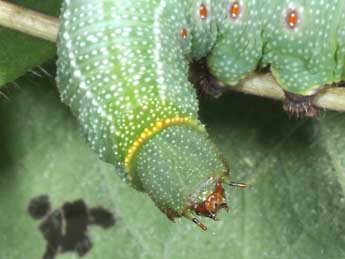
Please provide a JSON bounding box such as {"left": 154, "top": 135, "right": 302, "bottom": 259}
{"left": 0, "top": 0, "right": 61, "bottom": 88}
{"left": 1, "top": 64, "right": 345, "bottom": 259}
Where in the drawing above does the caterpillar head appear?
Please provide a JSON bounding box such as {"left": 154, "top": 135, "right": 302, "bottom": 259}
{"left": 132, "top": 125, "right": 246, "bottom": 231}
{"left": 192, "top": 180, "right": 229, "bottom": 220}
{"left": 186, "top": 177, "right": 246, "bottom": 230}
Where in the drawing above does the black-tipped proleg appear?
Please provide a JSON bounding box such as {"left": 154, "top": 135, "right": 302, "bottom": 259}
{"left": 189, "top": 58, "right": 227, "bottom": 98}
{"left": 283, "top": 91, "right": 319, "bottom": 118}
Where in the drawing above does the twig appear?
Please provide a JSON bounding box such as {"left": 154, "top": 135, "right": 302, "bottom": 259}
{"left": 236, "top": 74, "right": 345, "bottom": 113}
{"left": 0, "top": 0, "right": 344, "bottom": 112}
{"left": 0, "top": 0, "right": 58, "bottom": 42}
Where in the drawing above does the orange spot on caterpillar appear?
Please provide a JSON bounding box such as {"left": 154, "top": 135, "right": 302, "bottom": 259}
{"left": 180, "top": 28, "right": 188, "bottom": 39}
{"left": 199, "top": 4, "right": 208, "bottom": 20}
{"left": 287, "top": 10, "right": 298, "bottom": 29}
{"left": 230, "top": 1, "right": 241, "bottom": 19}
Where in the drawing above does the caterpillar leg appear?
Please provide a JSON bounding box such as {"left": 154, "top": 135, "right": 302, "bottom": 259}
{"left": 338, "top": 81, "right": 345, "bottom": 87}
{"left": 269, "top": 64, "right": 329, "bottom": 118}
{"left": 229, "top": 181, "right": 248, "bottom": 189}
{"left": 160, "top": 208, "right": 178, "bottom": 223}
{"left": 189, "top": 58, "right": 227, "bottom": 98}
{"left": 183, "top": 211, "right": 208, "bottom": 231}
{"left": 283, "top": 92, "right": 319, "bottom": 118}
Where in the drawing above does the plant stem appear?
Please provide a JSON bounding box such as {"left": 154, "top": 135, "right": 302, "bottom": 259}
{"left": 0, "top": 0, "right": 345, "bottom": 113}
{"left": 237, "top": 74, "right": 345, "bottom": 112}
{"left": 0, "top": 0, "right": 58, "bottom": 42}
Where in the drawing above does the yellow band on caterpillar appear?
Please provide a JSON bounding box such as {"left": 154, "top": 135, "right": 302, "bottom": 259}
{"left": 124, "top": 116, "right": 204, "bottom": 174}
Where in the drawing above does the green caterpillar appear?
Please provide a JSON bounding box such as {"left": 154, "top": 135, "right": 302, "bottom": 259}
{"left": 57, "top": 0, "right": 343, "bottom": 229}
